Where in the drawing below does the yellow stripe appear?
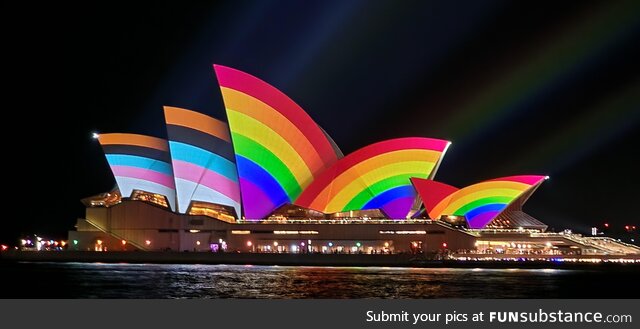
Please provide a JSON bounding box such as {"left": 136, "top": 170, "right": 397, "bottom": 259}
{"left": 309, "top": 149, "right": 442, "bottom": 210}
{"left": 220, "top": 87, "right": 325, "bottom": 174}
{"left": 227, "top": 109, "right": 312, "bottom": 188}
{"left": 322, "top": 161, "right": 436, "bottom": 213}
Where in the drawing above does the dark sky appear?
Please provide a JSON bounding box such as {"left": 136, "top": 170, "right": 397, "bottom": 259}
{"left": 3, "top": 0, "right": 639, "bottom": 243}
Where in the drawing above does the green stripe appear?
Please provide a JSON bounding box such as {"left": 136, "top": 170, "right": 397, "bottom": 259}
{"left": 453, "top": 196, "right": 513, "bottom": 216}
{"left": 342, "top": 173, "right": 423, "bottom": 211}
{"left": 231, "top": 133, "right": 302, "bottom": 199}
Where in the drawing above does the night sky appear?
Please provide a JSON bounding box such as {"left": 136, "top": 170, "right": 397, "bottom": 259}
{"left": 3, "top": 0, "right": 639, "bottom": 243}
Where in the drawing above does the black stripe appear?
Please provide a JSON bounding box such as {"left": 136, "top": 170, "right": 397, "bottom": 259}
{"left": 101, "top": 145, "right": 170, "bottom": 162}
{"left": 166, "top": 124, "right": 236, "bottom": 162}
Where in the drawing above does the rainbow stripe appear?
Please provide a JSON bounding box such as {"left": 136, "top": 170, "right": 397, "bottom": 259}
{"left": 214, "top": 65, "right": 341, "bottom": 219}
{"left": 98, "top": 133, "right": 176, "bottom": 211}
{"left": 164, "top": 106, "right": 241, "bottom": 216}
{"left": 295, "top": 138, "right": 450, "bottom": 218}
{"left": 413, "top": 175, "right": 548, "bottom": 228}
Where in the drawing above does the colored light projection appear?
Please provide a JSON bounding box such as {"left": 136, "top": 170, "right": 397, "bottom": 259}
{"left": 412, "top": 175, "right": 548, "bottom": 228}
{"left": 164, "top": 106, "right": 241, "bottom": 216}
{"left": 295, "top": 138, "right": 450, "bottom": 218}
{"left": 214, "top": 65, "right": 341, "bottom": 219}
{"left": 98, "top": 133, "right": 176, "bottom": 211}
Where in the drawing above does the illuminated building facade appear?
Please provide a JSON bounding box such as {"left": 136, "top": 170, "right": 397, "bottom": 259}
{"left": 70, "top": 65, "right": 639, "bottom": 257}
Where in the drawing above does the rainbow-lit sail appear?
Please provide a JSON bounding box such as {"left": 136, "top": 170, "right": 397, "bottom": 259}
{"left": 214, "top": 65, "right": 341, "bottom": 219}
{"left": 412, "top": 175, "right": 548, "bottom": 228}
{"left": 98, "top": 133, "right": 176, "bottom": 211}
{"left": 164, "top": 106, "right": 241, "bottom": 216}
{"left": 296, "top": 138, "right": 450, "bottom": 218}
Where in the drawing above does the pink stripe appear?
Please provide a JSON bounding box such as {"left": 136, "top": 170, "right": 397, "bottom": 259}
{"left": 172, "top": 160, "right": 241, "bottom": 202}
{"left": 214, "top": 64, "right": 338, "bottom": 164}
{"left": 111, "top": 166, "right": 175, "bottom": 189}
{"left": 488, "top": 175, "right": 547, "bottom": 186}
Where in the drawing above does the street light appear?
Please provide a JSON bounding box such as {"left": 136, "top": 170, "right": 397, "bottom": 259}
{"left": 91, "top": 132, "right": 100, "bottom": 139}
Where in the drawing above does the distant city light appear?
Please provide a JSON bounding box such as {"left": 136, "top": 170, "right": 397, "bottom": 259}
{"left": 96, "top": 240, "right": 102, "bottom": 245}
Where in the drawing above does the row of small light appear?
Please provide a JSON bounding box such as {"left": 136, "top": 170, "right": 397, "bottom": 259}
{"left": 603, "top": 223, "right": 637, "bottom": 231}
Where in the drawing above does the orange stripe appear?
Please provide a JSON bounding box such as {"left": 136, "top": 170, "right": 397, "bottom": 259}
{"left": 163, "top": 106, "right": 230, "bottom": 142}
{"left": 98, "top": 133, "right": 168, "bottom": 151}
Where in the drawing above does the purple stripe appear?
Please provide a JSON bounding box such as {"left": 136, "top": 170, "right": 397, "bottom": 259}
{"left": 172, "top": 160, "right": 241, "bottom": 203}
{"left": 239, "top": 178, "right": 276, "bottom": 219}
{"left": 380, "top": 197, "right": 414, "bottom": 219}
{"left": 467, "top": 211, "right": 500, "bottom": 229}
{"left": 111, "top": 166, "right": 175, "bottom": 189}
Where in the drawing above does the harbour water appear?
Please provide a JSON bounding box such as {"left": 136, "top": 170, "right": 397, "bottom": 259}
{"left": 2, "top": 262, "right": 637, "bottom": 298}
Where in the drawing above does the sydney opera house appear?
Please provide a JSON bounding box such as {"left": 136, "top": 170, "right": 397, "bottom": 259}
{"left": 69, "top": 65, "right": 639, "bottom": 258}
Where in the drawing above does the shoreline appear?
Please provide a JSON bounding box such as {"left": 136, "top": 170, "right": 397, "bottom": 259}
{"left": 2, "top": 251, "right": 639, "bottom": 270}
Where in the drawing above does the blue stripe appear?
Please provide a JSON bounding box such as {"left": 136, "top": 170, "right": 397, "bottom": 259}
{"left": 169, "top": 141, "right": 238, "bottom": 181}
{"left": 464, "top": 203, "right": 507, "bottom": 221}
{"left": 362, "top": 185, "right": 415, "bottom": 210}
{"left": 236, "top": 155, "right": 289, "bottom": 206}
{"left": 105, "top": 154, "right": 172, "bottom": 176}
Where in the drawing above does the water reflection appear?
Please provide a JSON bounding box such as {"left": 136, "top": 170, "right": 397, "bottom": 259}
{"left": 2, "top": 262, "right": 635, "bottom": 298}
